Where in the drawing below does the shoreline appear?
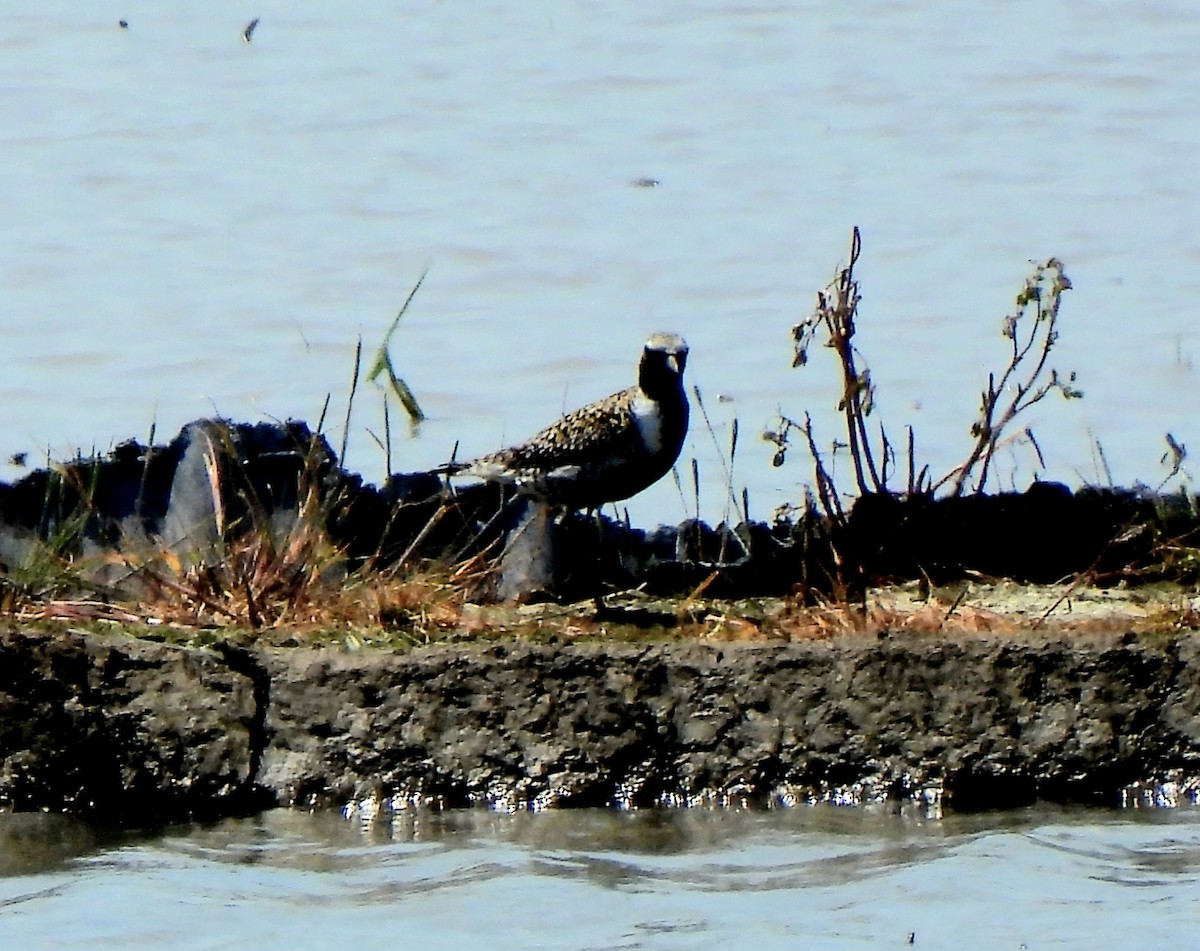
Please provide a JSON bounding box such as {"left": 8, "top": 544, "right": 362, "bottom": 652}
{"left": 3, "top": 611, "right": 1198, "bottom": 821}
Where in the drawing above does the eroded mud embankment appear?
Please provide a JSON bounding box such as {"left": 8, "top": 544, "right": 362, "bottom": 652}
{"left": 2, "top": 626, "right": 1198, "bottom": 820}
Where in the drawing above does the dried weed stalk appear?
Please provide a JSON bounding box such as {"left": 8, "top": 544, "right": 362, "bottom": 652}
{"left": 767, "top": 227, "right": 1083, "bottom": 525}
{"left": 934, "top": 257, "right": 1082, "bottom": 496}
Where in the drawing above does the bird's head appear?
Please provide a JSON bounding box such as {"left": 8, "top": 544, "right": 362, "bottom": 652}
{"left": 639, "top": 332, "right": 689, "bottom": 397}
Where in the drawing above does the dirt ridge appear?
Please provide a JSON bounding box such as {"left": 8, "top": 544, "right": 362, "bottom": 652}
{"left": 2, "top": 626, "right": 1198, "bottom": 820}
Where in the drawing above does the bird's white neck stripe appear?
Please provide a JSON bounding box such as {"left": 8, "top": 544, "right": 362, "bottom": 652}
{"left": 632, "top": 392, "right": 662, "bottom": 452}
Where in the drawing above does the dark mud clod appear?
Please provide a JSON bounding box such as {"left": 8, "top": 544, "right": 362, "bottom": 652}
{"left": 0, "top": 419, "right": 1198, "bottom": 604}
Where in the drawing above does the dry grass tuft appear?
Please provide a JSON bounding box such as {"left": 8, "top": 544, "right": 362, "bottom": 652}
{"left": 767, "top": 597, "right": 1015, "bottom": 641}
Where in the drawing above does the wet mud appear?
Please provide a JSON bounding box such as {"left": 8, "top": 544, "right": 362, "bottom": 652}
{"left": 2, "top": 625, "right": 1198, "bottom": 820}
{"left": 3, "top": 419, "right": 1200, "bottom": 820}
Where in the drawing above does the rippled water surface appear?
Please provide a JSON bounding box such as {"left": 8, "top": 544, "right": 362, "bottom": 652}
{"left": 4, "top": 2, "right": 1200, "bottom": 525}
{"left": 1, "top": 806, "right": 1198, "bottom": 949}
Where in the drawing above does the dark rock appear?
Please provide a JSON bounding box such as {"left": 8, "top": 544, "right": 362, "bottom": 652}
{"left": 160, "top": 422, "right": 231, "bottom": 564}
{"left": 3, "top": 418, "right": 1200, "bottom": 602}
{"left": 493, "top": 500, "right": 556, "bottom": 602}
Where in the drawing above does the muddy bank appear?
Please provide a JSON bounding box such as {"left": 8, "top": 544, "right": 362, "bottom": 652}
{"left": 2, "top": 625, "right": 1198, "bottom": 820}
{"left": 3, "top": 418, "right": 1198, "bottom": 606}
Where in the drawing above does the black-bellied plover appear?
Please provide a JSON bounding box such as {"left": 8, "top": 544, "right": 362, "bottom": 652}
{"left": 447, "top": 332, "right": 689, "bottom": 510}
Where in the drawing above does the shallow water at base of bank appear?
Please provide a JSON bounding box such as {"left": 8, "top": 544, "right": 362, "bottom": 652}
{"left": 1, "top": 805, "right": 1197, "bottom": 949}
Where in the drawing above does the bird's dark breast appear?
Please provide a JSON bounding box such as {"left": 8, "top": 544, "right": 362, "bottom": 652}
{"left": 471, "top": 382, "right": 689, "bottom": 509}
{"left": 564, "top": 388, "right": 689, "bottom": 508}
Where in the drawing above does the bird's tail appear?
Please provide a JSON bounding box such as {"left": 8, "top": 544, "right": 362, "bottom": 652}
{"left": 432, "top": 440, "right": 467, "bottom": 476}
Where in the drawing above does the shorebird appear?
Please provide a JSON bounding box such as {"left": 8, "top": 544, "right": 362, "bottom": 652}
{"left": 446, "top": 332, "right": 690, "bottom": 510}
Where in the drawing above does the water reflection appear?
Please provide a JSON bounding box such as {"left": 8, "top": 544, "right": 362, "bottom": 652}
{"left": 2, "top": 805, "right": 1200, "bottom": 949}
{"left": 0, "top": 814, "right": 108, "bottom": 877}
{"left": 1031, "top": 823, "right": 1200, "bottom": 888}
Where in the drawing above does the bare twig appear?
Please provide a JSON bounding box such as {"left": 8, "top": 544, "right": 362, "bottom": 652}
{"left": 791, "top": 228, "right": 886, "bottom": 496}
{"left": 934, "top": 258, "right": 1081, "bottom": 496}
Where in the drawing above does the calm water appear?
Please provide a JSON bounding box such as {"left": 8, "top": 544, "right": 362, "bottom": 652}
{"left": 4, "top": 2, "right": 1200, "bottom": 526}
{"left": 0, "top": 805, "right": 1198, "bottom": 949}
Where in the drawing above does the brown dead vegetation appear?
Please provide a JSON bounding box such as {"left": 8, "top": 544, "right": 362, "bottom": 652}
{"left": 2, "top": 231, "right": 1198, "bottom": 644}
